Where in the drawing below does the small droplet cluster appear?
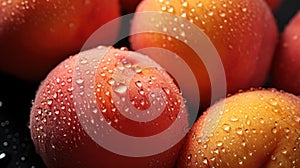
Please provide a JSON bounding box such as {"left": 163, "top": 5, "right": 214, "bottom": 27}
{"left": 0, "top": 0, "right": 79, "bottom": 32}
{"left": 152, "top": 0, "right": 263, "bottom": 55}
{"left": 30, "top": 46, "right": 188, "bottom": 167}
{"left": 179, "top": 89, "right": 300, "bottom": 167}
{"left": 30, "top": 55, "right": 86, "bottom": 160}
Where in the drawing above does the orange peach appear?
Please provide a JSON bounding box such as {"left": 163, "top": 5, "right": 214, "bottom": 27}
{"left": 177, "top": 89, "right": 300, "bottom": 167}
{"left": 271, "top": 12, "right": 300, "bottom": 95}
{"left": 30, "top": 46, "right": 188, "bottom": 168}
{"left": 0, "top": 0, "right": 120, "bottom": 81}
{"left": 130, "top": 0, "right": 278, "bottom": 110}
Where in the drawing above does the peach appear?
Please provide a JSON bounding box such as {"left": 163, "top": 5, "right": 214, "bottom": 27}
{"left": 30, "top": 46, "right": 188, "bottom": 168}
{"left": 271, "top": 12, "right": 300, "bottom": 95}
{"left": 177, "top": 89, "right": 300, "bottom": 167}
{"left": 0, "top": 0, "right": 120, "bottom": 81}
{"left": 130, "top": 0, "right": 278, "bottom": 110}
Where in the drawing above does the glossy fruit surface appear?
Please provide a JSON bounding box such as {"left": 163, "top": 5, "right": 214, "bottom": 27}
{"left": 177, "top": 89, "right": 300, "bottom": 168}
{"left": 271, "top": 12, "right": 300, "bottom": 95}
{"left": 130, "top": 0, "right": 278, "bottom": 109}
{"left": 0, "top": 0, "right": 120, "bottom": 81}
{"left": 30, "top": 46, "right": 188, "bottom": 168}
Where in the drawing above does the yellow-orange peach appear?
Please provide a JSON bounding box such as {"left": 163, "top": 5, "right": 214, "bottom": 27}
{"left": 130, "top": 0, "right": 278, "bottom": 110}
{"left": 178, "top": 89, "right": 300, "bottom": 168}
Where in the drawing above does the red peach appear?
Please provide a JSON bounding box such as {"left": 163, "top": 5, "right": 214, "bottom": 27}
{"left": 30, "top": 46, "right": 188, "bottom": 168}
{"left": 0, "top": 0, "right": 120, "bottom": 81}
{"left": 271, "top": 12, "right": 300, "bottom": 95}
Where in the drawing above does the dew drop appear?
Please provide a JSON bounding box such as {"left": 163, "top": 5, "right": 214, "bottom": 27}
{"left": 80, "top": 58, "right": 88, "bottom": 64}
{"left": 294, "top": 115, "right": 300, "bottom": 123}
{"left": 271, "top": 127, "right": 277, "bottom": 134}
{"left": 114, "top": 84, "right": 127, "bottom": 94}
{"left": 76, "top": 79, "right": 84, "bottom": 85}
{"left": 259, "top": 118, "right": 265, "bottom": 124}
{"left": 281, "top": 148, "right": 288, "bottom": 155}
{"left": 293, "top": 35, "right": 299, "bottom": 40}
{"left": 271, "top": 155, "right": 276, "bottom": 160}
{"left": 208, "top": 11, "right": 214, "bottom": 16}
{"left": 236, "top": 128, "right": 243, "bottom": 135}
{"left": 216, "top": 141, "right": 223, "bottom": 147}
{"left": 222, "top": 124, "right": 231, "bottom": 132}
{"left": 120, "top": 47, "right": 128, "bottom": 51}
{"left": 0, "top": 152, "right": 9, "bottom": 166}
{"left": 47, "top": 99, "right": 53, "bottom": 105}
{"left": 231, "top": 117, "right": 239, "bottom": 122}
{"left": 269, "top": 98, "right": 278, "bottom": 106}
{"left": 2, "top": 141, "right": 8, "bottom": 147}
{"left": 241, "top": 8, "right": 247, "bottom": 12}
{"left": 197, "top": 2, "right": 202, "bottom": 8}
{"left": 134, "top": 66, "right": 142, "bottom": 73}
{"left": 219, "top": 12, "right": 226, "bottom": 17}
{"left": 135, "top": 81, "right": 143, "bottom": 88}
{"left": 203, "top": 158, "right": 208, "bottom": 164}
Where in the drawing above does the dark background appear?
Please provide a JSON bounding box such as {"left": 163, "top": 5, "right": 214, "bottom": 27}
{"left": 0, "top": 1, "right": 300, "bottom": 167}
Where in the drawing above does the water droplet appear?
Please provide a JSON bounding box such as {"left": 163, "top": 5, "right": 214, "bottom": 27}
{"left": 203, "top": 158, "right": 208, "bottom": 164}
{"left": 222, "top": 124, "right": 231, "bottom": 132}
{"left": 269, "top": 98, "right": 278, "bottom": 106}
{"left": 134, "top": 66, "right": 142, "bottom": 73}
{"left": 69, "top": 22, "right": 75, "bottom": 28}
{"left": 272, "top": 127, "right": 277, "bottom": 134}
{"left": 271, "top": 155, "right": 276, "bottom": 160}
{"left": 120, "top": 47, "right": 128, "bottom": 51}
{"left": 80, "top": 58, "right": 88, "bottom": 64}
{"left": 259, "top": 118, "right": 265, "bottom": 124}
{"left": 238, "top": 159, "right": 243, "bottom": 165}
{"left": 216, "top": 141, "right": 223, "bottom": 147}
{"left": 219, "top": 12, "right": 226, "bottom": 17}
{"left": 114, "top": 84, "right": 127, "bottom": 94}
{"left": 135, "top": 81, "right": 142, "bottom": 88}
{"left": 2, "top": 141, "right": 8, "bottom": 147}
{"left": 76, "top": 79, "right": 84, "bottom": 85}
{"left": 236, "top": 128, "right": 243, "bottom": 135}
{"left": 231, "top": 117, "right": 239, "bottom": 122}
{"left": 294, "top": 115, "right": 300, "bottom": 122}
{"left": 241, "top": 8, "right": 247, "bottom": 12}
{"left": 20, "top": 156, "right": 26, "bottom": 161}
{"left": 182, "top": 1, "right": 188, "bottom": 7}
{"left": 208, "top": 11, "right": 214, "bottom": 16}
{"left": 281, "top": 148, "right": 288, "bottom": 155}
{"left": 47, "top": 99, "right": 53, "bottom": 105}
{"left": 0, "top": 152, "right": 9, "bottom": 166}
{"left": 292, "top": 35, "right": 299, "bottom": 41}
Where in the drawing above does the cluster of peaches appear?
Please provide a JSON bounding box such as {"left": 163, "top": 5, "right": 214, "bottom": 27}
{"left": 1, "top": 0, "right": 300, "bottom": 167}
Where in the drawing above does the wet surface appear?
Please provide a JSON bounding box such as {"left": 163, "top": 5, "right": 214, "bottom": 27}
{"left": 0, "top": 0, "right": 299, "bottom": 167}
